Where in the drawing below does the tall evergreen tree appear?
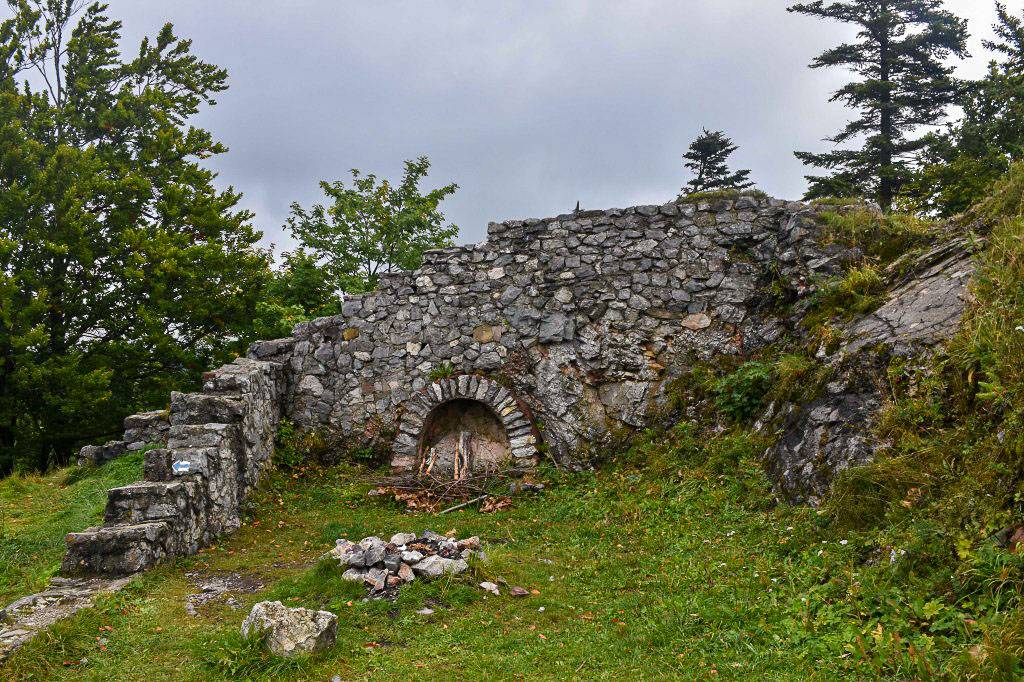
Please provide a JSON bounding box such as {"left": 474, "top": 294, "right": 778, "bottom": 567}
{"left": 0, "top": 2, "right": 271, "bottom": 473}
{"left": 788, "top": 1, "right": 969, "bottom": 211}
{"left": 680, "top": 128, "right": 754, "bottom": 195}
{"left": 986, "top": 1, "right": 1024, "bottom": 69}
{"left": 911, "top": 3, "right": 1024, "bottom": 216}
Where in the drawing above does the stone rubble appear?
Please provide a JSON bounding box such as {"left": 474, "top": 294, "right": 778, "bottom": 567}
{"left": 241, "top": 600, "right": 337, "bottom": 658}
{"left": 329, "top": 531, "right": 480, "bottom": 598}
{"left": 0, "top": 576, "right": 133, "bottom": 661}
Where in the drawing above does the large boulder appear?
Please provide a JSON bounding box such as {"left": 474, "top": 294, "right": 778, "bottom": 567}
{"left": 240, "top": 601, "right": 337, "bottom": 658}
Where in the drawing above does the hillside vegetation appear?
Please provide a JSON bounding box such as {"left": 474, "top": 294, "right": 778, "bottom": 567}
{"left": 4, "top": 170, "right": 1024, "bottom": 678}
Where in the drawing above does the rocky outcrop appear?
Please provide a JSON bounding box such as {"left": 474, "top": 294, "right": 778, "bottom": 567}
{"left": 241, "top": 601, "right": 337, "bottom": 658}
{"left": 765, "top": 239, "right": 976, "bottom": 504}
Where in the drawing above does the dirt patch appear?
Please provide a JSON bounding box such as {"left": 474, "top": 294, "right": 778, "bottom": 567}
{"left": 183, "top": 572, "right": 266, "bottom": 616}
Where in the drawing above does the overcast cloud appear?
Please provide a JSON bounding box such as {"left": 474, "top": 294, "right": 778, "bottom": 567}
{"left": 8, "top": 1, "right": 1007, "bottom": 250}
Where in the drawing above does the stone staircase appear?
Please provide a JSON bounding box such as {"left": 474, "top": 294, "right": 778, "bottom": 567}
{"left": 61, "top": 357, "right": 286, "bottom": 576}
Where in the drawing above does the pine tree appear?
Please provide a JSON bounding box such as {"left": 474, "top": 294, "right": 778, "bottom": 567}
{"left": 788, "top": 1, "right": 969, "bottom": 211}
{"left": 681, "top": 129, "right": 754, "bottom": 195}
{"left": 909, "top": 3, "right": 1024, "bottom": 216}
{"left": 986, "top": 1, "right": 1024, "bottom": 69}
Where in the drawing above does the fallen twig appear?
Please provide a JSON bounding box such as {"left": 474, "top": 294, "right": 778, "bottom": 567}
{"left": 439, "top": 495, "right": 489, "bottom": 514}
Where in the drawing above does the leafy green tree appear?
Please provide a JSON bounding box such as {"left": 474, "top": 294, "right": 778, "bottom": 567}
{"left": 286, "top": 157, "right": 458, "bottom": 294}
{"left": 0, "top": 1, "right": 272, "bottom": 473}
{"left": 250, "top": 249, "right": 341, "bottom": 340}
{"left": 788, "top": 1, "right": 969, "bottom": 212}
{"left": 910, "top": 3, "right": 1024, "bottom": 216}
{"left": 680, "top": 128, "right": 754, "bottom": 195}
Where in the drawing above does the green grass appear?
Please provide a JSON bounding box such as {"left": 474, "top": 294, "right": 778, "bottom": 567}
{"left": 2, "top": 423, "right": 1017, "bottom": 680}
{"left": 0, "top": 452, "right": 144, "bottom": 603}
{"left": 8, "top": 168, "right": 1024, "bottom": 680}
{"left": 678, "top": 188, "right": 769, "bottom": 204}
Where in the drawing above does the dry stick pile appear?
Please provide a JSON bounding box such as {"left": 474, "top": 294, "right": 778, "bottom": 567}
{"left": 372, "top": 468, "right": 530, "bottom": 513}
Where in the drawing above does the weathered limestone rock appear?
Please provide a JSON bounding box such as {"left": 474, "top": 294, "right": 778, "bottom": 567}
{"left": 765, "top": 240, "right": 975, "bottom": 503}
{"left": 0, "top": 577, "right": 132, "bottom": 661}
{"left": 411, "top": 555, "right": 469, "bottom": 578}
{"left": 241, "top": 601, "right": 337, "bottom": 658}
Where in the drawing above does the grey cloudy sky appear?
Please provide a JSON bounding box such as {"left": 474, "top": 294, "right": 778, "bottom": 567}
{"left": 35, "top": 1, "right": 1011, "bottom": 249}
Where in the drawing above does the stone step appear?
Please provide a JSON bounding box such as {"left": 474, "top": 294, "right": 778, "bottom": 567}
{"left": 169, "top": 392, "right": 244, "bottom": 426}
{"left": 62, "top": 521, "right": 171, "bottom": 576}
{"left": 104, "top": 480, "right": 200, "bottom": 525}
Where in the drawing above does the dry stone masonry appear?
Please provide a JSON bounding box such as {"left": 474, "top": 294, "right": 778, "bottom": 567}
{"left": 76, "top": 409, "right": 169, "bottom": 466}
{"left": 62, "top": 358, "right": 286, "bottom": 575}
{"left": 61, "top": 192, "right": 974, "bottom": 576}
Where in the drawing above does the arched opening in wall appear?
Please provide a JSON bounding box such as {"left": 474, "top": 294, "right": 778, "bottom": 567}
{"left": 417, "top": 399, "right": 510, "bottom": 480}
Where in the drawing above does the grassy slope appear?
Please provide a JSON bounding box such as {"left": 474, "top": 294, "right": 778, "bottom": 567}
{"left": 0, "top": 439, "right": 992, "bottom": 681}
{"left": 9, "top": 172, "right": 1024, "bottom": 680}
{"left": 0, "top": 452, "right": 144, "bottom": 604}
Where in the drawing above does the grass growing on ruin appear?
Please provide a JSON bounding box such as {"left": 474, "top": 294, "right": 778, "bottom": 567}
{"left": 0, "top": 452, "right": 144, "bottom": 604}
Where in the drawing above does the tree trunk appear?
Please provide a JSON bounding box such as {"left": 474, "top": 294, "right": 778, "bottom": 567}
{"left": 878, "top": 3, "right": 895, "bottom": 213}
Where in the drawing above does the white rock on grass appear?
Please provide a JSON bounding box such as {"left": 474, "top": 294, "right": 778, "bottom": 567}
{"left": 390, "top": 532, "right": 417, "bottom": 546}
{"left": 479, "top": 581, "right": 500, "bottom": 595}
{"left": 411, "top": 555, "right": 469, "bottom": 579}
{"left": 341, "top": 568, "right": 366, "bottom": 582}
{"left": 241, "top": 600, "right": 337, "bottom": 658}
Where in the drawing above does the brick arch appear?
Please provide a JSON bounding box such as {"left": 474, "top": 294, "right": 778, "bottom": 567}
{"left": 391, "top": 375, "right": 538, "bottom": 474}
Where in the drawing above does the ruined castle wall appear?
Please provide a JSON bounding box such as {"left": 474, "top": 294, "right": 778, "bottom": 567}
{"left": 62, "top": 358, "right": 286, "bottom": 575}
{"left": 251, "top": 194, "right": 851, "bottom": 466}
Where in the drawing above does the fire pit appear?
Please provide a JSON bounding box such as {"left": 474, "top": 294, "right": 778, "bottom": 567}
{"left": 390, "top": 376, "right": 539, "bottom": 476}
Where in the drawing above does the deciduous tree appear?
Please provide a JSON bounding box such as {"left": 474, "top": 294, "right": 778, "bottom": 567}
{"left": 0, "top": 1, "right": 271, "bottom": 473}
{"left": 286, "top": 157, "right": 458, "bottom": 294}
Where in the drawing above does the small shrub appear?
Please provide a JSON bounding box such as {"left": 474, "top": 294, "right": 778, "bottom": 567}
{"left": 711, "top": 360, "right": 774, "bottom": 424}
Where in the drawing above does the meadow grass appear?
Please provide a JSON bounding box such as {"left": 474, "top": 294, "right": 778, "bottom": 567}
{"left": 0, "top": 452, "right": 144, "bottom": 604}
{"left": 2, "top": 428, "right": 1014, "bottom": 680}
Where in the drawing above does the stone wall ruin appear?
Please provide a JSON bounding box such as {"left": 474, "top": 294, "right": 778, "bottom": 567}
{"left": 61, "top": 192, "right": 972, "bottom": 575}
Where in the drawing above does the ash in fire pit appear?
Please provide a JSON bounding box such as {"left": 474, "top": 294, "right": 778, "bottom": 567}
{"left": 418, "top": 399, "right": 510, "bottom": 480}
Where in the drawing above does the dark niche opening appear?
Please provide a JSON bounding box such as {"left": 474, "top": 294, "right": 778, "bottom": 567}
{"left": 417, "top": 399, "right": 510, "bottom": 479}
